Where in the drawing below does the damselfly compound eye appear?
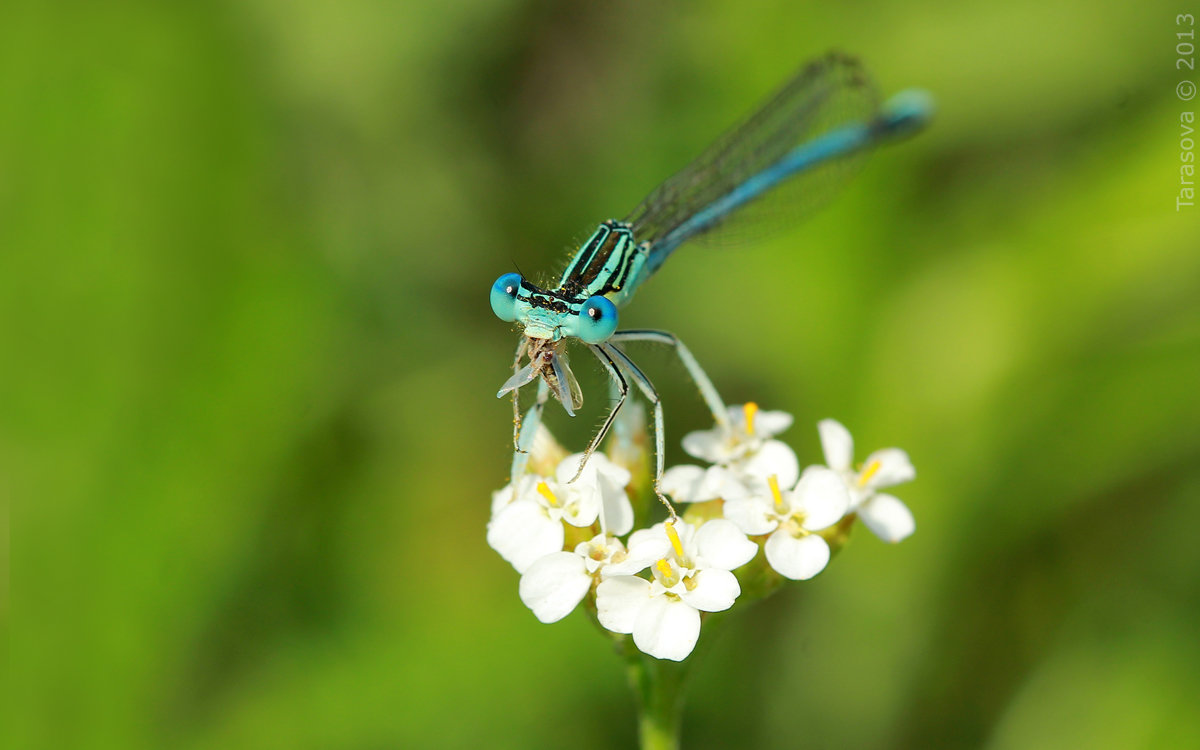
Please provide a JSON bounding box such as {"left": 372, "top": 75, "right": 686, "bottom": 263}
{"left": 491, "top": 272, "right": 522, "bottom": 322}
{"left": 578, "top": 295, "right": 618, "bottom": 343}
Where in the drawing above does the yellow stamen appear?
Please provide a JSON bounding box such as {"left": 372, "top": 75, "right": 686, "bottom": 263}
{"left": 536, "top": 481, "right": 559, "bottom": 506}
{"left": 743, "top": 402, "right": 759, "bottom": 436}
{"left": 655, "top": 558, "right": 681, "bottom": 588}
{"left": 664, "top": 521, "right": 685, "bottom": 559}
{"left": 768, "top": 474, "right": 785, "bottom": 512}
{"left": 857, "top": 459, "right": 882, "bottom": 488}
{"left": 588, "top": 539, "right": 607, "bottom": 561}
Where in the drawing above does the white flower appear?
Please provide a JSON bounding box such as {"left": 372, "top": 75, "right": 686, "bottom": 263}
{"left": 724, "top": 467, "right": 849, "bottom": 580}
{"left": 680, "top": 403, "right": 800, "bottom": 487}
{"left": 518, "top": 533, "right": 668, "bottom": 623}
{"left": 817, "top": 419, "right": 916, "bottom": 543}
{"left": 596, "top": 519, "right": 757, "bottom": 661}
{"left": 487, "top": 475, "right": 563, "bottom": 574}
{"left": 488, "top": 452, "right": 635, "bottom": 573}
{"left": 661, "top": 463, "right": 750, "bottom": 504}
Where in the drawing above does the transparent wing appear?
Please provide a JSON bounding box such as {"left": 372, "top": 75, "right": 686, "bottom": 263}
{"left": 624, "top": 52, "right": 880, "bottom": 274}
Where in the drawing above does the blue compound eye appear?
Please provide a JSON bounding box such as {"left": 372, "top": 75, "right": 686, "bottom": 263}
{"left": 490, "top": 273, "right": 522, "bottom": 322}
{"left": 578, "top": 295, "right": 618, "bottom": 344}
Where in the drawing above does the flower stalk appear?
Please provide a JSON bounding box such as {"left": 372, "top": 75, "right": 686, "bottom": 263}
{"left": 625, "top": 646, "right": 689, "bottom": 750}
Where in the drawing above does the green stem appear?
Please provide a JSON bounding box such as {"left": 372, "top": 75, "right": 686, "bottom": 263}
{"left": 626, "top": 650, "right": 689, "bottom": 750}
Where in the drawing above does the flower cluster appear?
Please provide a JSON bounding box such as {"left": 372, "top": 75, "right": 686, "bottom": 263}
{"left": 487, "top": 404, "right": 916, "bottom": 661}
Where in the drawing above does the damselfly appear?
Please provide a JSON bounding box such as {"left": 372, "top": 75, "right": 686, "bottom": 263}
{"left": 491, "top": 52, "right": 931, "bottom": 516}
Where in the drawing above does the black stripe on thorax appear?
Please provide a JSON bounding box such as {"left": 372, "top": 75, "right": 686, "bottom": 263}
{"left": 560, "top": 223, "right": 611, "bottom": 288}
{"left": 520, "top": 280, "right": 579, "bottom": 313}
{"left": 561, "top": 220, "right": 633, "bottom": 296}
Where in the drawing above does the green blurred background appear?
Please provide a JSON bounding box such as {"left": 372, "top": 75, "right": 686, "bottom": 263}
{"left": 7, "top": 0, "right": 1199, "bottom": 748}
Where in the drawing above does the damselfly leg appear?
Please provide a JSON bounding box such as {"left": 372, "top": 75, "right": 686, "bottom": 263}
{"left": 544, "top": 328, "right": 731, "bottom": 519}
{"left": 610, "top": 330, "right": 730, "bottom": 432}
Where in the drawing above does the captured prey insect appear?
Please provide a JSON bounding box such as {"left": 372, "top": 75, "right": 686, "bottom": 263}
{"left": 490, "top": 52, "right": 931, "bottom": 516}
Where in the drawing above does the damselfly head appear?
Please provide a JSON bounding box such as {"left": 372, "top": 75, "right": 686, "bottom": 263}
{"left": 496, "top": 336, "right": 584, "bottom": 416}
{"left": 491, "top": 270, "right": 619, "bottom": 343}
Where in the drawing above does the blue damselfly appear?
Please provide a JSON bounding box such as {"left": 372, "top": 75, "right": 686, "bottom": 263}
{"left": 490, "top": 52, "right": 931, "bottom": 516}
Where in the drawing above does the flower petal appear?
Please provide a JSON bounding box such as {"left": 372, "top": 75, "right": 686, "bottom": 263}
{"left": 574, "top": 534, "right": 622, "bottom": 575}
{"left": 498, "top": 474, "right": 541, "bottom": 508}
{"left": 593, "top": 453, "right": 633, "bottom": 487}
{"left": 491, "top": 485, "right": 515, "bottom": 515}
{"left": 596, "top": 576, "right": 651, "bottom": 634}
{"left": 632, "top": 596, "right": 701, "bottom": 662}
{"left": 818, "top": 419, "right": 854, "bottom": 472}
{"left": 726, "top": 404, "right": 793, "bottom": 437}
{"left": 553, "top": 454, "right": 582, "bottom": 485}
{"left": 722, "top": 496, "right": 778, "bottom": 536}
{"left": 764, "top": 531, "right": 830, "bottom": 580}
{"left": 594, "top": 532, "right": 660, "bottom": 578}
{"left": 554, "top": 453, "right": 630, "bottom": 503}
{"left": 862, "top": 448, "right": 915, "bottom": 490}
{"left": 625, "top": 527, "right": 672, "bottom": 564}
{"left": 604, "top": 550, "right": 658, "bottom": 577}
{"left": 598, "top": 477, "right": 635, "bottom": 536}
{"left": 693, "top": 519, "right": 758, "bottom": 570}
{"left": 857, "top": 493, "right": 915, "bottom": 543}
{"left": 681, "top": 428, "right": 726, "bottom": 464}
{"left": 752, "top": 409, "right": 794, "bottom": 438}
{"left": 560, "top": 486, "right": 600, "bottom": 528}
{"left": 662, "top": 465, "right": 706, "bottom": 502}
{"left": 678, "top": 569, "right": 740, "bottom": 612}
{"left": 486, "top": 501, "right": 564, "bottom": 574}
{"left": 519, "top": 552, "right": 592, "bottom": 623}
{"left": 667, "top": 519, "right": 697, "bottom": 551}
{"left": 792, "top": 467, "right": 850, "bottom": 531}
{"left": 699, "top": 466, "right": 751, "bottom": 502}
{"left": 737, "top": 440, "right": 799, "bottom": 487}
